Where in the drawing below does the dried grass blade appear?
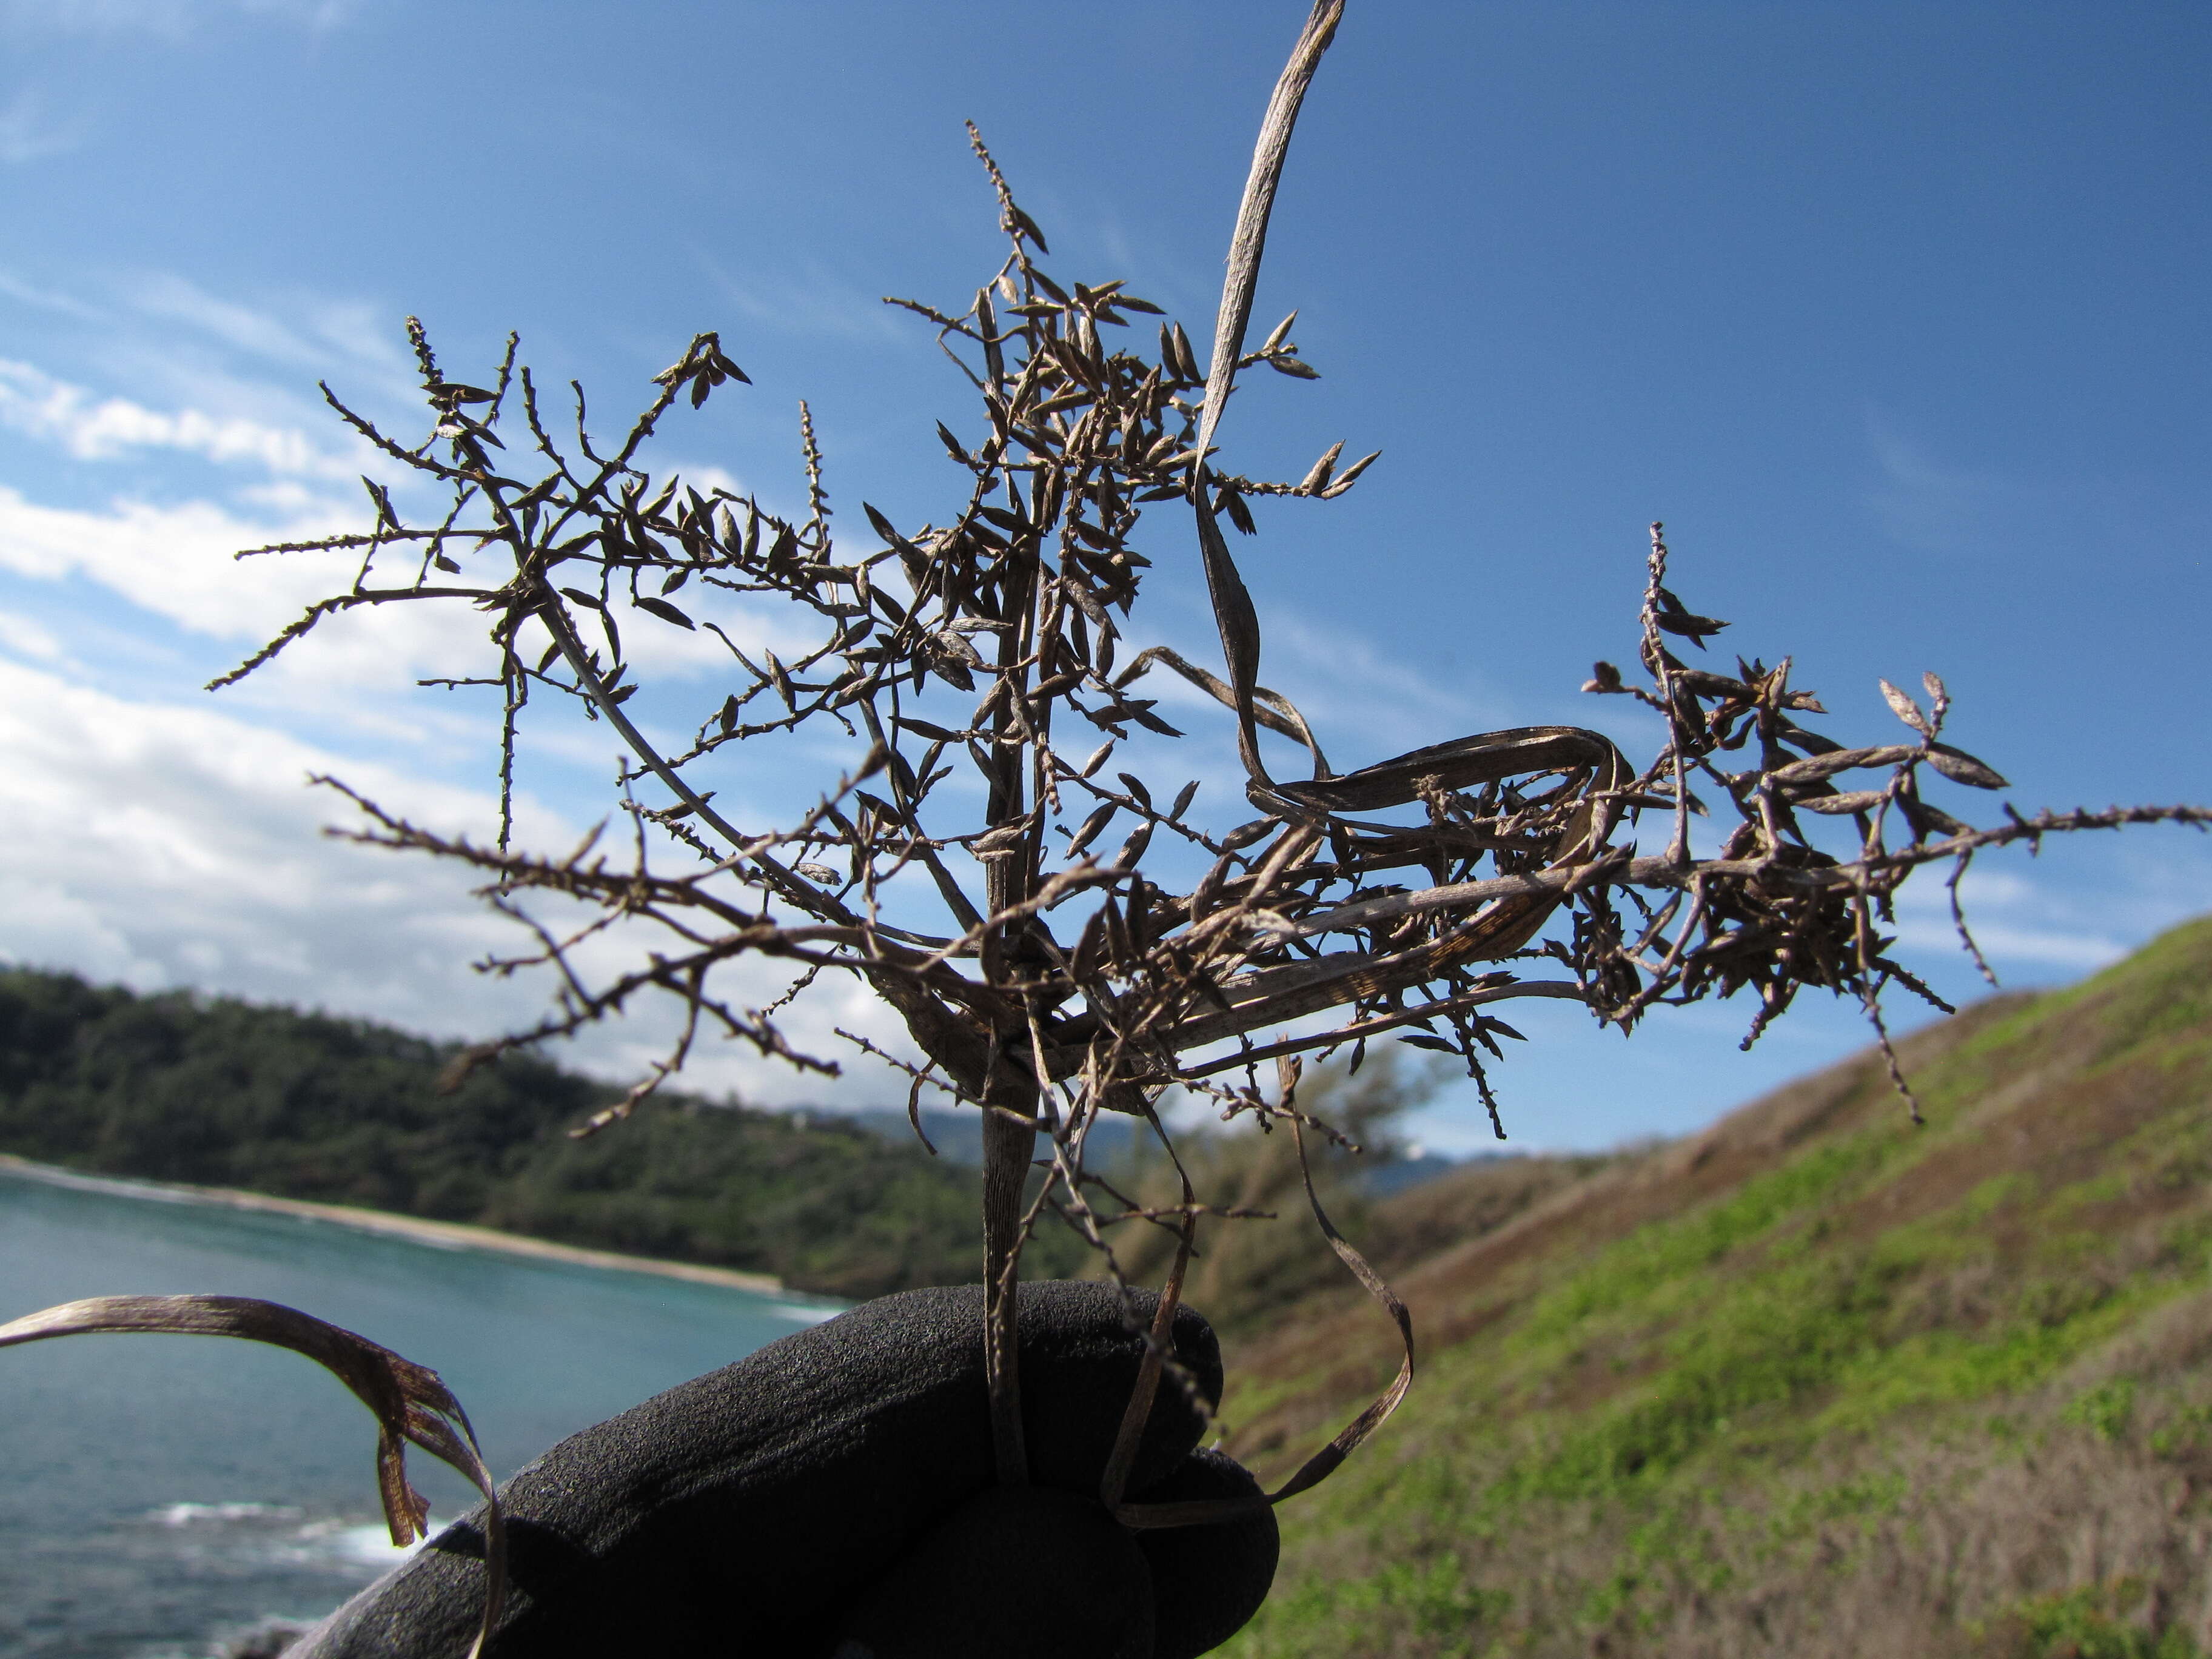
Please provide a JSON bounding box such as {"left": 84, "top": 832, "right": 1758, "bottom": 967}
{"left": 1190, "top": 0, "right": 1347, "bottom": 787}
{"left": 1119, "top": 644, "right": 1332, "bottom": 776}
{"left": 1263, "top": 1105, "right": 1415, "bottom": 1496}
{"left": 1273, "top": 725, "right": 1627, "bottom": 815}
{"left": 1117, "top": 1057, "right": 1413, "bottom": 1531}
{"left": 1195, "top": 0, "right": 1347, "bottom": 470}
{"left": 1099, "top": 1155, "right": 1199, "bottom": 1510}
{"left": 1194, "top": 497, "right": 1271, "bottom": 785}
{"left": 0, "top": 1295, "right": 506, "bottom": 1658}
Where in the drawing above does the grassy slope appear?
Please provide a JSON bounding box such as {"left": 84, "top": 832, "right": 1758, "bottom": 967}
{"left": 1219, "top": 916, "right": 2212, "bottom": 1659}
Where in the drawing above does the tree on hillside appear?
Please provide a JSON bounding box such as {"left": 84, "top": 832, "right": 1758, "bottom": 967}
{"left": 7, "top": 3, "right": 2206, "bottom": 1652}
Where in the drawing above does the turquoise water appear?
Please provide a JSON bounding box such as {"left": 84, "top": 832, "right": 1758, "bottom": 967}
{"left": 0, "top": 1166, "right": 837, "bottom": 1657}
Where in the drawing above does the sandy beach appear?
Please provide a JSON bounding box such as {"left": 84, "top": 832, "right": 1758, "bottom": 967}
{"left": 0, "top": 1153, "right": 794, "bottom": 1298}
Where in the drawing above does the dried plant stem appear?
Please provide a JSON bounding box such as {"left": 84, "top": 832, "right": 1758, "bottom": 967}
{"left": 183, "top": 0, "right": 2208, "bottom": 1566}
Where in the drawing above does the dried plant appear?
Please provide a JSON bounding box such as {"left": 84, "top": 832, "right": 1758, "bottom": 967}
{"left": 206, "top": 0, "right": 2212, "bottom": 1504}
{"left": 13, "top": 0, "right": 2207, "bottom": 1634}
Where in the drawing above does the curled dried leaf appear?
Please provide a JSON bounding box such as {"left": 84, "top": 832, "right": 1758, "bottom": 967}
{"left": 0, "top": 1295, "right": 505, "bottom": 1657}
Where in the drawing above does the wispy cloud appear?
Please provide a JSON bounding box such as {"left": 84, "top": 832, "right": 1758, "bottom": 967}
{"left": 0, "top": 267, "right": 414, "bottom": 417}
{"left": 0, "top": 268, "right": 107, "bottom": 319}
{"left": 1263, "top": 608, "right": 1517, "bottom": 749}
{"left": 230, "top": 0, "right": 359, "bottom": 25}
{"left": 0, "top": 607, "right": 69, "bottom": 664}
{"left": 1, "top": 0, "right": 361, "bottom": 38}
{"left": 700, "top": 255, "right": 907, "bottom": 344}
{"left": 1890, "top": 859, "right": 2212, "bottom": 979}
{"left": 0, "top": 89, "right": 89, "bottom": 164}
{"left": 119, "top": 272, "right": 403, "bottom": 374}
{"left": 1862, "top": 412, "right": 2005, "bottom": 555}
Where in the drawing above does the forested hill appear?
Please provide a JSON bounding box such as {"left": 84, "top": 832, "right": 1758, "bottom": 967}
{"left": 1213, "top": 915, "right": 2212, "bottom": 1659}
{"left": 0, "top": 969, "right": 1088, "bottom": 1297}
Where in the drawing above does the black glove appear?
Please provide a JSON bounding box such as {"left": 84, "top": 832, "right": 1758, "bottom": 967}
{"left": 289, "top": 1281, "right": 1277, "bottom": 1658}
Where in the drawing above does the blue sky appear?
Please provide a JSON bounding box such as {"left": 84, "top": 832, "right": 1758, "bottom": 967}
{"left": 1, "top": 0, "right": 2205, "bottom": 1153}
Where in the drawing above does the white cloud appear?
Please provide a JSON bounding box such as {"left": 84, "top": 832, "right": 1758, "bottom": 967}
{"left": 0, "top": 483, "right": 358, "bottom": 637}
{"left": 0, "top": 483, "right": 542, "bottom": 768}
{"left": 0, "top": 343, "right": 907, "bottom": 1094}
{"left": 0, "top": 653, "right": 910, "bottom": 1105}
{"left": 0, "top": 653, "right": 531, "bottom": 1017}
{"left": 0, "top": 475, "right": 851, "bottom": 812}
{"left": 0, "top": 359, "right": 358, "bottom": 477}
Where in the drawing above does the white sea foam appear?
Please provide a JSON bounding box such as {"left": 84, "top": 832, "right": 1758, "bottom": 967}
{"left": 290, "top": 1517, "right": 425, "bottom": 1568}
{"left": 149, "top": 1501, "right": 303, "bottom": 1527}
{"left": 767, "top": 1299, "right": 841, "bottom": 1324}
{"left": 141, "top": 1502, "right": 423, "bottom": 1574}
{"left": 4, "top": 1160, "right": 201, "bottom": 1205}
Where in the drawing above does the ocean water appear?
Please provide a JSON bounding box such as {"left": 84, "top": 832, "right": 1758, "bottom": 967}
{"left": 0, "top": 1166, "right": 839, "bottom": 1658}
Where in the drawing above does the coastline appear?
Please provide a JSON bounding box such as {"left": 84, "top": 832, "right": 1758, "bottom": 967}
{"left": 0, "top": 1153, "right": 795, "bottom": 1298}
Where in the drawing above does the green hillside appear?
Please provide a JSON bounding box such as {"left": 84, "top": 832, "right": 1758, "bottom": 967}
{"left": 1218, "top": 916, "right": 2212, "bottom": 1659}
{"left": 0, "top": 968, "right": 1087, "bottom": 1297}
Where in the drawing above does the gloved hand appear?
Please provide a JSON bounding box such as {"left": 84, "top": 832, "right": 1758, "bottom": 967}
{"left": 288, "top": 1281, "right": 1278, "bottom": 1659}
